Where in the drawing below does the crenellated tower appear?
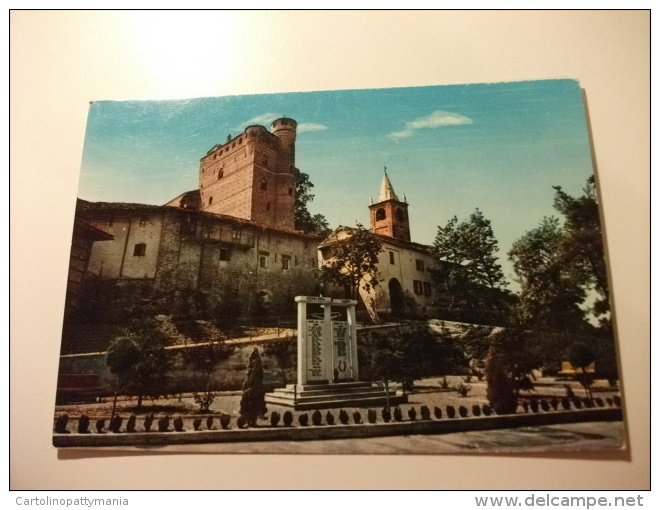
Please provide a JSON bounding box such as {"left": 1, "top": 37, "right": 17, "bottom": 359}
{"left": 198, "top": 117, "right": 297, "bottom": 230}
{"left": 368, "top": 170, "right": 411, "bottom": 242}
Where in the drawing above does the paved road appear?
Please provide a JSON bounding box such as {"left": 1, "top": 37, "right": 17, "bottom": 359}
{"left": 174, "top": 421, "right": 624, "bottom": 455}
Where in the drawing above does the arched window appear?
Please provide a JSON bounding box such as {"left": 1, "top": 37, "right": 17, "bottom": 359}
{"left": 209, "top": 196, "right": 213, "bottom": 205}
{"left": 218, "top": 168, "right": 224, "bottom": 179}
{"left": 260, "top": 178, "right": 268, "bottom": 190}
{"left": 395, "top": 208, "right": 405, "bottom": 221}
{"left": 376, "top": 208, "right": 386, "bottom": 221}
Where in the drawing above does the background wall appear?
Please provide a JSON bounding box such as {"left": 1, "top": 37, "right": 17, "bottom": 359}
{"left": 10, "top": 11, "right": 650, "bottom": 489}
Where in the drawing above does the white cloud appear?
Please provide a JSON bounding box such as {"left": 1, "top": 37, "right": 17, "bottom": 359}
{"left": 297, "top": 123, "right": 328, "bottom": 134}
{"left": 238, "top": 113, "right": 281, "bottom": 130}
{"left": 387, "top": 110, "right": 472, "bottom": 140}
{"left": 387, "top": 129, "right": 414, "bottom": 140}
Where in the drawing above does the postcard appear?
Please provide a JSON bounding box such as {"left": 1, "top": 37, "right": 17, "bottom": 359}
{"left": 53, "top": 80, "right": 623, "bottom": 453}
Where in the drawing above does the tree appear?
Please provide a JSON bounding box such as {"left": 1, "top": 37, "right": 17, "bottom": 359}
{"left": 183, "top": 338, "right": 235, "bottom": 412}
{"left": 485, "top": 348, "right": 518, "bottom": 415}
{"left": 321, "top": 223, "right": 383, "bottom": 301}
{"left": 508, "top": 216, "right": 588, "bottom": 332}
{"left": 105, "top": 318, "right": 170, "bottom": 410}
{"left": 294, "top": 170, "right": 332, "bottom": 236}
{"left": 371, "top": 349, "right": 398, "bottom": 412}
{"left": 553, "top": 176, "right": 609, "bottom": 325}
{"left": 432, "top": 209, "right": 510, "bottom": 324}
{"left": 239, "top": 347, "right": 267, "bottom": 427}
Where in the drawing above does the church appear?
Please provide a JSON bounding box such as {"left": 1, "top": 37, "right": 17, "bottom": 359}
{"left": 319, "top": 171, "right": 439, "bottom": 320}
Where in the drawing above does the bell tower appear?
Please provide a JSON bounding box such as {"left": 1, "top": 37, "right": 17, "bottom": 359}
{"left": 368, "top": 169, "right": 411, "bottom": 242}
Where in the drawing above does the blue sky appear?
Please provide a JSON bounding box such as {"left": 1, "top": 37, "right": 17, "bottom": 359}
{"left": 78, "top": 80, "right": 596, "bottom": 287}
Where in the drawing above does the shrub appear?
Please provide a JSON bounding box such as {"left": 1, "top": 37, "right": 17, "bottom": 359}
{"left": 239, "top": 347, "right": 267, "bottom": 427}
{"left": 393, "top": 407, "right": 403, "bottom": 422}
{"left": 540, "top": 400, "right": 550, "bottom": 412}
{"left": 78, "top": 414, "right": 90, "bottom": 434}
{"left": 561, "top": 397, "right": 571, "bottom": 410}
{"left": 613, "top": 395, "right": 622, "bottom": 407}
{"left": 455, "top": 382, "right": 472, "bottom": 397}
{"left": 143, "top": 414, "right": 154, "bottom": 432}
{"left": 206, "top": 416, "right": 215, "bottom": 430}
{"left": 158, "top": 416, "right": 170, "bottom": 432}
{"left": 486, "top": 351, "right": 518, "bottom": 415}
{"left": 440, "top": 376, "right": 450, "bottom": 389}
{"left": 95, "top": 419, "right": 105, "bottom": 433}
{"left": 192, "top": 417, "right": 202, "bottom": 431}
{"left": 126, "top": 414, "right": 136, "bottom": 433}
{"left": 446, "top": 405, "right": 456, "bottom": 418}
{"left": 475, "top": 370, "right": 484, "bottom": 381}
{"left": 110, "top": 415, "right": 123, "bottom": 433}
{"left": 381, "top": 408, "right": 391, "bottom": 423}
{"left": 573, "top": 398, "right": 583, "bottom": 409}
{"left": 529, "top": 399, "right": 539, "bottom": 413}
{"left": 54, "top": 414, "right": 69, "bottom": 434}
{"left": 407, "top": 407, "right": 417, "bottom": 421}
{"left": 420, "top": 405, "right": 431, "bottom": 420}
{"left": 283, "top": 411, "right": 293, "bottom": 427}
{"left": 433, "top": 406, "right": 442, "bottom": 419}
{"left": 339, "top": 409, "right": 349, "bottom": 425}
{"left": 220, "top": 413, "right": 231, "bottom": 429}
{"left": 298, "top": 413, "right": 309, "bottom": 426}
{"left": 367, "top": 409, "right": 377, "bottom": 424}
{"left": 312, "top": 410, "right": 322, "bottom": 426}
{"left": 550, "top": 397, "right": 559, "bottom": 410}
{"left": 173, "top": 416, "right": 184, "bottom": 432}
{"left": 584, "top": 398, "right": 594, "bottom": 409}
{"left": 522, "top": 401, "right": 529, "bottom": 413}
{"left": 458, "top": 405, "right": 468, "bottom": 418}
{"left": 595, "top": 397, "right": 605, "bottom": 408}
{"left": 236, "top": 415, "right": 247, "bottom": 429}
{"left": 270, "top": 411, "right": 281, "bottom": 427}
{"left": 472, "top": 404, "right": 481, "bottom": 417}
{"left": 326, "top": 411, "right": 335, "bottom": 425}
{"left": 606, "top": 397, "right": 614, "bottom": 407}
{"left": 464, "top": 374, "right": 472, "bottom": 383}
{"left": 353, "top": 411, "right": 362, "bottom": 424}
{"left": 482, "top": 404, "right": 492, "bottom": 416}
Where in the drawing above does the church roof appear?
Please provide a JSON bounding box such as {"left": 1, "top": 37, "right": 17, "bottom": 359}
{"left": 379, "top": 171, "right": 398, "bottom": 202}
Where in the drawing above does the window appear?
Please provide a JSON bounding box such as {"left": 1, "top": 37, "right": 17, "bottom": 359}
{"left": 416, "top": 259, "right": 425, "bottom": 272}
{"left": 294, "top": 255, "right": 298, "bottom": 266}
{"left": 139, "top": 215, "right": 148, "bottom": 227}
{"left": 260, "top": 178, "right": 268, "bottom": 190}
{"left": 133, "top": 243, "right": 146, "bottom": 257}
{"left": 376, "top": 208, "right": 386, "bottom": 221}
{"left": 219, "top": 248, "right": 230, "bottom": 261}
{"left": 218, "top": 168, "right": 224, "bottom": 179}
{"left": 389, "top": 251, "right": 395, "bottom": 265}
{"left": 259, "top": 255, "right": 267, "bottom": 268}
{"left": 232, "top": 228, "right": 241, "bottom": 240}
{"left": 209, "top": 196, "right": 213, "bottom": 206}
{"left": 423, "top": 282, "right": 432, "bottom": 296}
{"left": 281, "top": 255, "right": 291, "bottom": 271}
{"left": 413, "top": 280, "right": 423, "bottom": 295}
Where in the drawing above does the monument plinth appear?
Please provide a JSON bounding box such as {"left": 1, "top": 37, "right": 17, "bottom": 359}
{"left": 265, "top": 296, "right": 407, "bottom": 410}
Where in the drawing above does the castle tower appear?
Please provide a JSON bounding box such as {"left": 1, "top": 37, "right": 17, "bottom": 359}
{"left": 368, "top": 170, "right": 411, "bottom": 241}
{"left": 198, "top": 117, "right": 297, "bottom": 230}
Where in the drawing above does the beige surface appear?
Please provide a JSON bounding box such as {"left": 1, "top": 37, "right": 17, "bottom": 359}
{"left": 9, "top": 11, "right": 649, "bottom": 489}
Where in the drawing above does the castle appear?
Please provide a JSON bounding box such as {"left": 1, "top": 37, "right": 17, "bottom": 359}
{"left": 66, "top": 117, "right": 440, "bottom": 352}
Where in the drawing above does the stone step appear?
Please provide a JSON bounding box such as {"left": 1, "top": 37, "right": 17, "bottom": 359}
{"left": 273, "top": 384, "right": 376, "bottom": 397}
{"left": 264, "top": 393, "right": 408, "bottom": 411}
{"left": 268, "top": 388, "right": 397, "bottom": 404}
{"left": 287, "top": 382, "right": 372, "bottom": 392}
